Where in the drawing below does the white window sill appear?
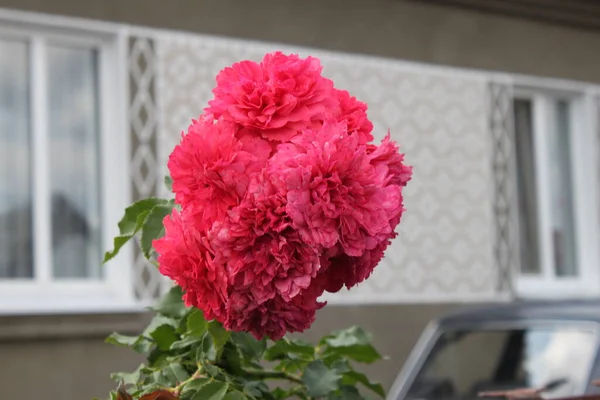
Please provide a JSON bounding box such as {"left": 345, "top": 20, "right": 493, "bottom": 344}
{"left": 0, "top": 301, "right": 145, "bottom": 316}
{"left": 515, "top": 276, "right": 600, "bottom": 300}
{"left": 0, "top": 280, "right": 143, "bottom": 315}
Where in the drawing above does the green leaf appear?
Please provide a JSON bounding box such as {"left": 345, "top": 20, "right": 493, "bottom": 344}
{"left": 105, "top": 333, "right": 151, "bottom": 353}
{"left": 103, "top": 198, "right": 167, "bottom": 262}
{"left": 223, "top": 392, "right": 247, "bottom": 400}
{"left": 110, "top": 364, "right": 144, "bottom": 385}
{"left": 221, "top": 342, "right": 243, "bottom": 375}
{"left": 302, "top": 360, "right": 342, "bottom": 397}
{"left": 208, "top": 321, "right": 231, "bottom": 351}
{"left": 270, "top": 388, "right": 289, "bottom": 400}
{"left": 170, "top": 335, "right": 203, "bottom": 350}
{"left": 148, "top": 347, "right": 170, "bottom": 369}
{"left": 106, "top": 332, "right": 138, "bottom": 347}
{"left": 323, "top": 326, "right": 371, "bottom": 347}
{"left": 274, "top": 358, "right": 306, "bottom": 374}
{"left": 202, "top": 363, "right": 223, "bottom": 378}
{"left": 152, "top": 369, "right": 175, "bottom": 387}
{"left": 331, "top": 359, "right": 350, "bottom": 374}
{"left": 150, "top": 324, "right": 179, "bottom": 351}
{"left": 329, "top": 385, "right": 365, "bottom": 400}
{"left": 151, "top": 285, "right": 187, "bottom": 318}
{"left": 191, "top": 381, "right": 229, "bottom": 400}
{"left": 177, "top": 311, "right": 192, "bottom": 335}
{"left": 342, "top": 370, "right": 386, "bottom": 398}
{"left": 264, "top": 338, "right": 315, "bottom": 361}
{"left": 118, "top": 198, "right": 166, "bottom": 235}
{"left": 181, "top": 378, "right": 210, "bottom": 395}
{"left": 322, "top": 327, "right": 381, "bottom": 364}
{"left": 231, "top": 332, "right": 266, "bottom": 362}
{"left": 164, "top": 175, "right": 173, "bottom": 192}
{"left": 141, "top": 204, "right": 174, "bottom": 260}
{"left": 324, "top": 344, "right": 381, "bottom": 364}
{"left": 167, "top": 363, "right": 190, "bottom": 383}
{"left": 143, "top": 315, "right": 179, "bottom": 338}
{"left": 103, "top": 232, "right": 142, "bottom": 264}
{"left": 202, "top": 332, "right": 218, "bottom": 361}
{"left": 187, "top": 309, "right": 208, "bottom": 337}
{"left": 243, "top": 382, "right": 267, "bottom": 399}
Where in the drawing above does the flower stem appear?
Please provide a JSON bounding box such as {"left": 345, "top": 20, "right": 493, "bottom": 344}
{"left": 170, "top": 365, "right": 205, "bottom": 395}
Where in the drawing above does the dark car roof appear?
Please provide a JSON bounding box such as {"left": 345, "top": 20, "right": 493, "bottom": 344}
{"left": 436, "top": 299, "right": 600, "bottom": 327}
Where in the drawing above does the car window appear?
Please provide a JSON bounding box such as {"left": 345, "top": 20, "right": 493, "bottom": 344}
{"left": 403, "top": 326, "right": 597, "bottom": 400}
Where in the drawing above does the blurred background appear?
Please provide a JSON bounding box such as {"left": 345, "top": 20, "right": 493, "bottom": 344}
{"left": 1, "top": 0, "right": 600, "bottom": 398}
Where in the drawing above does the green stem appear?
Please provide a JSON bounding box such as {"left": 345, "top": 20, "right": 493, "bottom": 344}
{"left": 170, "top": 365, "right": 205, "bottom": 395}
{"left": 244, "top": 370, "right": 302, "bottom": 384}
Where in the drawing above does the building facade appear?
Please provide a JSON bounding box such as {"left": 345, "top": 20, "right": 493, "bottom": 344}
{"left": 1, "top": 0, "right": 600, "bottom": 398}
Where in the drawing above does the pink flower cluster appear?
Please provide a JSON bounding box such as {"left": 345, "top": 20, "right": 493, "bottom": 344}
{"left": 154, "top": 52, "right": 412, "bottom": 340}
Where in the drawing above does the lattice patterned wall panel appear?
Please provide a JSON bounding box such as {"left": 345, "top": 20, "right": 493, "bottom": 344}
{"left": 155, "top": 34, "right": 498, "bottom": 303}
{"left": 489, "top": 80, "right": 517, "bottom": 295}
{"left": 128, "top": 36, "right": 169, "bottom": 302}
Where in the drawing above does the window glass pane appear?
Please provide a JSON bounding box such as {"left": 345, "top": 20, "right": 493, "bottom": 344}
{"left": 47, "top": 45, "right": 102, "bottom": 279}
{"left": 0, "top": 38, "right": 33, "bottom": 279}
{"left": 548, "top": 100, "right": 577, "bottom": 276}
{"left": 514, "top": 99, "right": 541, "bottom": 275}
{"left": 405, "top": 327, "right": 596, "bottom": 400}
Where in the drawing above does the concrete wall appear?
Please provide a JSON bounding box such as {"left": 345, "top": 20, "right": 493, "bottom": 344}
{"left": 0, "top": 303, "right": 465, "bottom": 399}
{"left": 1, "top": 0, "right": 600, "bottom": 83}
{"left": 0, "top": 337, "right": 143, "bottom": 398}
{"left": 0, "top": 312, "right": 148, "bottom": 398}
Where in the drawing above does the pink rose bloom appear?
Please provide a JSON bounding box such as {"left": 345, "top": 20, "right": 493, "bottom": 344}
{"left": 320, "top": 237, "right": 392, "bottom": 292}
{"left": 334, "top": 89, "right": 374, "bottom": 144}
{"left": 268, "top": 120, "right": 403, "bottom": 257}
{"left": 168, "top": 117, "right": 271, "bottom": 231}
{"left": 224, "top": 277, "right": 326, "bottom": 340}
{"left": 210, "top": 174, "right": 321, "bottom": 305}
{"left": 153, "top": 209, "right": 228, "bottom": 321}
{"left": 206, "top": 52, "right": 336, "bottom": 142}
{"left": 368, "top": 134, "right": 413, "bottom": 187}
{"left": 315, "top": 134, "right": 411, "bottom": 292}
{"left": 154, "top": 52, "right": 414, "bottom": 340}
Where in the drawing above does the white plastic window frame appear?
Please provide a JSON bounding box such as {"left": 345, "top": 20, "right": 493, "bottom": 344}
{"left": 513, "top": 83, "right": 600, "bottom": 299}
{"left": 0, "top": 14, "right": 136, "bottom": 314}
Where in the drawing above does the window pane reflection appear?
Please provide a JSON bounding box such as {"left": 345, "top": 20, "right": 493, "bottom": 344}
{"left": 47, "top": 45, "right": 102, "bottom": 279}
{"left": 549, "top": 100, "right": 577, "bottom": 276}
{"left": 0, "top": 38, "right": 33, "bottom": 279}
{"left": 405, "top": 327, "right": 596, "bottom": 400}
{"left": 514, "top": 99, "right": 541, "bottom": 275}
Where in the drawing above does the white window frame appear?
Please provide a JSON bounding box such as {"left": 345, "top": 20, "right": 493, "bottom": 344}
{"left": 513, "top": 83, "right": 600, "bottom": 299}
{"left": 0, "top": 15, "right": 137, "bottom": 314}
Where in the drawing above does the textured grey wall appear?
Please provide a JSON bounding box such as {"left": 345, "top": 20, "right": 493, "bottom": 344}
{"left": 0, "top": 337, "right": 143, "bottom": 398}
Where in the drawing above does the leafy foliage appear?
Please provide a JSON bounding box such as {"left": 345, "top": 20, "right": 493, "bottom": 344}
{"left": 105, "top": 194, "right": 387, "bottom": 400}
{"left": 104, "top": 197, "right": 174, "bottom": 263}
{"left": 106, "top": 286, "right": 386, "bottom": 400}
